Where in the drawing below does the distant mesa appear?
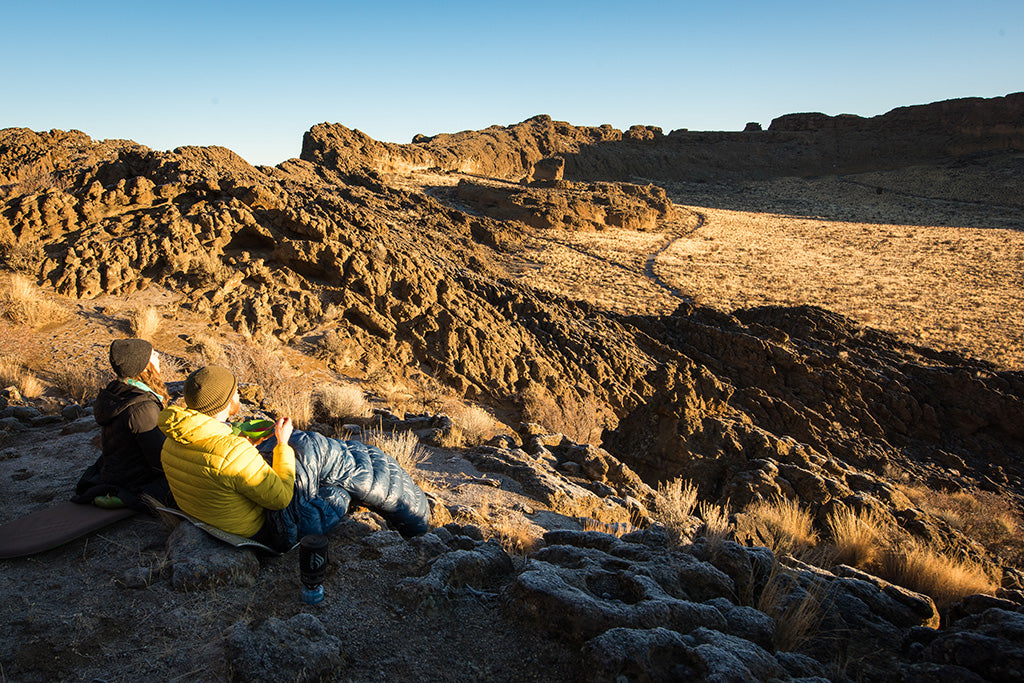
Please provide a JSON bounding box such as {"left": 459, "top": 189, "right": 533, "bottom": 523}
{"left": 302, "top": 92, "right": 1024, "bottom": 184}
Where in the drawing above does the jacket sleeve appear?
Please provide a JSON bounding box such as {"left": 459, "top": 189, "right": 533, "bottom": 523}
{"left": 228, "top": 439, "right": 296, "bottom": 511}
{"left": 126, "top": 399, "right": 166, "bottom": 473}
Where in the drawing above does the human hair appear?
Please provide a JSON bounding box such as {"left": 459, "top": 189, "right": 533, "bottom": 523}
{"left": 131, "top": 363, "right": 170, "bottom": 405}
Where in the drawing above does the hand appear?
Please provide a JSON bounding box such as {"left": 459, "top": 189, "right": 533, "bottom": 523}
{"left": 275, "top": 416, "right": 293, "bottom": 446}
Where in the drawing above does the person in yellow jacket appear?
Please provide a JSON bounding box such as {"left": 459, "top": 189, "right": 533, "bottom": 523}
{"left": 159, "top": 365, "right": 294, "bottom": 549}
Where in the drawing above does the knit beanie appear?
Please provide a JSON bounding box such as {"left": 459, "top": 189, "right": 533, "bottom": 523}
{"left": 184, "top": 365, "right": 238, "bottom": 416}
{"left": 109, "top": 338, "right": 153, "bottom": 378}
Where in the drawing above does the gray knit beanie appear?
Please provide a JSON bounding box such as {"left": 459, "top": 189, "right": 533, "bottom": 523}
{"left": 184, "top": 365, "right": 237, "bottom": 416}
{"left": 109, "top": 338, "right": 153, "bottom": 378}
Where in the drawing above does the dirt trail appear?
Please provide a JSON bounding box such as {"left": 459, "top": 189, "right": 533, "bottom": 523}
{"left": 643, "top": 210, "right": 706, "bottom": 301}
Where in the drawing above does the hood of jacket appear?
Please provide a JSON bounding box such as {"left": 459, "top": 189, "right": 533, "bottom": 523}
{"left": 94, "top": 380, "right": 160, "bottom": 427}
{"left": 157, "top": 404, "right": 232, "bottom": 445}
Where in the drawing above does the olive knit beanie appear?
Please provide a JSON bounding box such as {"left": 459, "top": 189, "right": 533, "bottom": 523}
{"left": 109, "top": 338, "right": 153, "bottom": 378}
{"left": 184, "top": 365, "right": 237, "bottom": 416}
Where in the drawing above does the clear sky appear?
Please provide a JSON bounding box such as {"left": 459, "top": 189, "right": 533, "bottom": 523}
{"left": 3, "top": 1, "right": 1021, "bottom": 166}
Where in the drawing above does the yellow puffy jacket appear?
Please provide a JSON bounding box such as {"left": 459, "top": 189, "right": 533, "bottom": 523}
{"left": 158, "top": 405, "right": 295, "bottom": 537}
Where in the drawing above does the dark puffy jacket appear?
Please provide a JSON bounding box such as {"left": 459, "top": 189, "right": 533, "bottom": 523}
{"left": 74, "top": 380, "right": 170, "bottom": 510}
{"left": 259, "top": 431, "right": 430, "bottom": 545}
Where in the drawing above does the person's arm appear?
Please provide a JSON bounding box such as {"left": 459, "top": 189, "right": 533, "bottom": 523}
{"left": 269, "top": 417, "right": 295, "bottom": 487}
{"left": 127, "top": 400, "right": 166, "bottom": 473}
{"left": 230, "top": 420, "right": 295, "bottom": 510}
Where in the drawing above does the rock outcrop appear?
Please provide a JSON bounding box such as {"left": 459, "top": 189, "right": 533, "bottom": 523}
{"left": 302, "top": 93, "right": 1024, "bottom": 185}
{"left": 455, "top": 179, "right": 679, "bottom": 232}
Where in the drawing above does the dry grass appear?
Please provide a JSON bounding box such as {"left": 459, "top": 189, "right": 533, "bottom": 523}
{"left": 876, "top": 542, "right": 999, "bottom": 609}
{"left": 0, "top": 356, "right": 45, "bottom": 399}
{"left": 697, "top": 500, "right": 732, "bottom": 546}
{"left": 128, "top": 306, "right": 161, "bottom": 340}
{"left": 825, "top": 505, "right": 889, "bottom": 568}
{"left": 756, "top": 564, "right": 830, "bottom": 652}
{"left": 225, "top": 341, "right": 313, "bottom": 428}
{"left": 449, "top": 404, "right": 499, "bottom": 447}
{"left": 367, "top": 373, "right": 414, "bottom": 415}
{"left": 521, "top": 384, "right": 602, "bottom": 444}
{"left": 18, "top": 373, "right": 43, "bottom": 399}
{"left": 744, "top": 496, "right": 818, "bottom": 558}
{"left": 489, "top": 508, "right": 544, "bottom": 556}
{"left": 157, "top": 353, "right": 186, "bottom": 382}
{"left": 899, "top": 484, "right": 1024, "bottom": 563}
{"left": 0, "top": 355, "right": 22, "bottom": 388}
{"left": 364, "top": 427, "right": 427, "bottom": 473}
{"left": 315, "top": 329, "right": 363, "bottom": 372}
{"left": 652, "top": 477, "right": 699, "bottom": 545}
{"left": 551, "top": 491, "right": 631, "bottom": 526}
{"left": 0, "top": 274, "right": 67, "bottom": 326}
{"left": 187, "top": 333, "right": 229, "bottom": 367}
{"left": 489, "top": 173, "right": 1024, "bottom": 369}
{"left": 50, "top": 360, "right": 108, "bottom": 404}
{"left": 428, "top": 498, "right": 454, "bottom": 528}
{"left": 317, "top": 384, "right": 372, "bottom": 420}
{"left": 580, "top": 518, "right": 635, "bottom": 537}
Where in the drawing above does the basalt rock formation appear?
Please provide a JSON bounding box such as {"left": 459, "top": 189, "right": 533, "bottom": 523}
{"left": 454, "top": 178, "right": 679, "bottom": 232}
{"left": 304, "top": 93, "right": 1024, "bottom": 186}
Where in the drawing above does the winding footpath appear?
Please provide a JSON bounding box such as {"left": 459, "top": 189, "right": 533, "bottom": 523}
{"left": 643, "top": 209, "right": 706, "bottom": 301}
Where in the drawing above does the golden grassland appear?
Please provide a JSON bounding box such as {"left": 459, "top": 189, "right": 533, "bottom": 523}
{"left": 496, "top": 192, "right": 1024, "bottom": 369}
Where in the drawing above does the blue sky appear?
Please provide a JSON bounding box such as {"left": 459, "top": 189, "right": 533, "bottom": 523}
{"left": 3, "top": 1, "right": 1021, "bottom": 166}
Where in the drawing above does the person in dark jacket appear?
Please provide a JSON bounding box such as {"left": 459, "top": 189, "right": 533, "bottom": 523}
{"left": 73, "top": 338, "right": 172, "bottom": 511}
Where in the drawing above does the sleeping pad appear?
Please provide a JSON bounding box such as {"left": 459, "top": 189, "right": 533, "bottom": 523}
{"left": 257, "top": 430, "right": 430, "bottom": 545}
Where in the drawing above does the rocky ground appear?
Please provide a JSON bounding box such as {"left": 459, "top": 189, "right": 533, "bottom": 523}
{"left": 1, "top": 93, "right": 1023, "bottom": 681}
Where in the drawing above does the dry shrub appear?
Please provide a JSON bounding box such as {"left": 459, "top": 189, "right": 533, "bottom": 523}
{"left": 876, "top": 543, "right": 999, "bottom": 609}
{"left": 188, "top": 333, "right": 229, "bottom": 366}
{"left": 521, "top": 384, "right": 601, "bottom": 444}
{"left": 653, "top": 477, "right": 699, "bottom": 545}
{"left": 367, "top": 372, "right": 413, "bottom": 415}
{"left": 551, "top": 491, "right": 631, "bottom": 526}
{"left": 756, "top": 564, "right": 830, "bottom": 652}
{"left": 226, "top": 342, "right": 313, "bottom": 428}
{"left": 825, "top": 505, "right": 888, "bottom": 568}
{"left": 428, "top": 498, "right": 454, "bottom": 527}
{"left": 365, "top": 427, "right": 427, "bottom": 473}
{"left": 0, "top": 356, "right": 21, "bottom": 388}
{"left": 900, "top": 485, "right": 1023, "bottom": 563}
{"left": 315, "top": 329, "right": 362, "bottom": 372}
{"left": 128, "top": 306, "right": 161, "bottom": 340}
{"left": 51, "top": 360, "right": 108, "bottom": 404}
{"left": 745, "top": 496, "right": 818, "bottom": 557}
{"left": 0, "top": 274, "right": 66, "bottom": 326}
{"left": 489, "top": 508, "right": 543, "bottom": 556}
{"left": 411, "top": 375, "right": 449, "bottom": 415}
{"left": 0, "top": 356, "right": 44, "bottom": 399}
{"left": 157, "top": 353, "right": 186, "bottom": 381}
{"left": 19, "top": 373, "right": 43, "bottom": 399}
{"left": 317, "top": 384, "right": 372, "bottom": 420}
{"left": 12, "top": 166, "right": 57, "bottom": 196}
{"left": 450, "top": 404, "right": 498, "bottom": 447}
{"left": 697, "top": 500, "right": 732, "bottom": 546}
{"left": 581, "top": 518, "right": 635, "bottom": 537}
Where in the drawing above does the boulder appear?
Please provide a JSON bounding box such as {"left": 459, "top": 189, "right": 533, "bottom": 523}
{"left": 228, "top": 613, "right": 343, "bottom": 683}
{"left": 165, "top": 521, "right": 260, "bottom": 590}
